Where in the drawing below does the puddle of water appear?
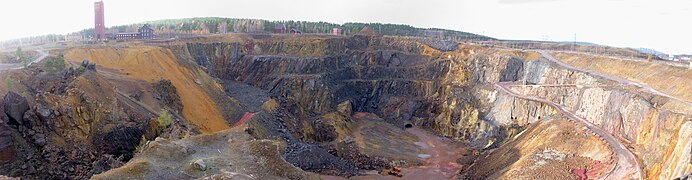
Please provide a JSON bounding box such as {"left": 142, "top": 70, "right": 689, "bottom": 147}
{"left": 414, "top": 142, "right": 429, "bottom": 148}
{"left": 418, "top": 154, "right": 432, "bottom": 159}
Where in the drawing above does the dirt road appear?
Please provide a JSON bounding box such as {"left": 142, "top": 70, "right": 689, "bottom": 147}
{"left": 0, "top": 49, "right": 49, "bottom": 70}
{"left": 539, "top": 50, "right": 692, "bottom": 107}
{"left": 495, "top": 82, "right": 642, "bottom": 179}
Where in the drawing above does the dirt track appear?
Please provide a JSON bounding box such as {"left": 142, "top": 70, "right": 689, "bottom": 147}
{"left": 0, "top": 49, "right": 48, "bottom": 70}
{"left": 539, "top": 50, "right": 692, "bottom": 107}
{"left": 494, "top": 82, "right": 641, "bottom": 179}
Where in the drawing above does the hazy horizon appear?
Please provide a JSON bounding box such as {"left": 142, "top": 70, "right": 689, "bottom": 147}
{"left": 1, "top": 0, "right": 690, "bottom": 54}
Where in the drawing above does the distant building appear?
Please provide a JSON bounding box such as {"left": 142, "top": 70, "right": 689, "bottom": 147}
{"left": 115, "top": 24, "right": 155, "bottom": 40}
{"left": 139, "top": 24, "right": 154, "bottom": 39}
{"left": 94, "top": 1, "right": 106, "bottom": 40}
{"left": 275, "top": 23, "right": 286, "bottom": 33}
{"left": 332, "top": 28, "right": 342, "bottom": 35}
{"left": 114, "top": 32, "right": 139, "bottom": 40}
{"left": 218, "top": 22, "right": 228, "bottom": 34}
{"left": 289, "top": 27, "right": 302, "bottom": 35}
{"left": 64, "top": 34, "right": 85, "bottom": 42}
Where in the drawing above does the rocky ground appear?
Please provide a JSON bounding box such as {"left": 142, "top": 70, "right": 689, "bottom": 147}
{"left": 0, "top": 56, "right": 197, "bottom": 179}
{"left": 0, "top": 32, "right": 689, "bottom": 179}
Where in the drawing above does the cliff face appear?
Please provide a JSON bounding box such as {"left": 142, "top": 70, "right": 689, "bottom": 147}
{"left": 177, "top": 36, "right": 537, "bottom": 147}
{"left": 0, "top": 63, "right": 202, "bottom": 179}
{"left": 505, "top": 59, "right": 692, "bottom": 179}
{"left": 174, "top": 35, "right": 690, "bottom": 179}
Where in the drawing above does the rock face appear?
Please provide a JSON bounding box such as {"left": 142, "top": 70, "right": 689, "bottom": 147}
{"left": 0, "top": 64, "right": 197, "bottom": 179}
{"left": 178, "top": 36, "right": 534, "bottom": 147}
{"left": 499, "top": 57, "right": 523, "bottom": 82}
{"left": 509, "top": 57, "right": 692, "bottom": 179}
{"left": 93, "top": 126, "right": 145, "bottom": 161}
{"left": 92, "top": 129, "right": 320, "bottom": 180}
{"left": 152, "top": 79, "right": 183, "bottom": 114}
{"left": 0, "top": 123, "right": 14, "bottom": 162}
{"left": 1, "top": 34, "right": 682, "bottom": 179}
{"left": 174, "top": 34, "right": 691, "bottom": 179}
{"left": 3, "top": 92, "right": 29, "bottom": 125}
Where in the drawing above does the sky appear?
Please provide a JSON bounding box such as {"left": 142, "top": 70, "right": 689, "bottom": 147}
{"left": 0, "top": 0, "right": 690, "bottom": 54}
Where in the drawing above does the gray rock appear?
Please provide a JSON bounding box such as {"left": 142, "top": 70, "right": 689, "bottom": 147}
{"left": 193, "top": 159, "right": 207, "bottom": 171}
{"left": 3, "top": 92, "right": 29, "bottom": 125}
{"left": 37, "top": 106, "right": 51, "bottom": 119}
{"left": 499, "top": 57, "right": 524, "bottom": 82}
{"left": 524, "top": 60, "right": 546, "bottom": 85}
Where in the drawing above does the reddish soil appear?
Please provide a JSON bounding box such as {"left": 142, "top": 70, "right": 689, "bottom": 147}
{"left": 325, "top": 125, "right": 468, "bottom": 180}
{"left": 397, "top": 128, "right": 468, "bottom": 179}
{"left": 232, "top": 112, "right": 254, "bottom": 127}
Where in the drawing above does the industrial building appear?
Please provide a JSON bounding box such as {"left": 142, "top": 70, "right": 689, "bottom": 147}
{"left": 94, "top": 1, "right": 106, "bottom": 40}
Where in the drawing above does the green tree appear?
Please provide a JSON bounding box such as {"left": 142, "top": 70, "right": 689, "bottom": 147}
{"left": 44, "top": 54, "right": 65, "bottom": 73}
{"left": 15, "top": 47, "right": 22, "bottom": 62}
{"left": 157, "top": 109, "right": 172, "bottom": 128}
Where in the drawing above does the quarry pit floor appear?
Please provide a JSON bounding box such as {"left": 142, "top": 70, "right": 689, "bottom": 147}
{"left": 325, "top": 112, "right": 469, "bottom": 180}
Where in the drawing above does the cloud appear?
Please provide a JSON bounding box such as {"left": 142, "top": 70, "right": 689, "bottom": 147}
{"left": 498, "top": 0, "right": 564, "bottom": 4}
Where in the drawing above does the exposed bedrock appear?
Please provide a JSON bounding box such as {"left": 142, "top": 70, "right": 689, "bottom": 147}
{"left": 0, "top": 66, "right": 198, "bottom": 179}
{"left": 178, "top": 36, "right": 537, "bottom": 148}
{"left": 174, "top": 35, "right": 689, "bottom": 178}
{"left": 511, "top": 59, "right": 692, "bottom": 179}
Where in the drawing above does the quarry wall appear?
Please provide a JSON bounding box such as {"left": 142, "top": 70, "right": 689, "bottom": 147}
{"left": 174, "top": 36, "right": 690, "bottom": 179}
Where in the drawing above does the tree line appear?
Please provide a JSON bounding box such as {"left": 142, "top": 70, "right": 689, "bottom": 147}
{"left": 73, "top": 17, "right": 494, "bottom": 41}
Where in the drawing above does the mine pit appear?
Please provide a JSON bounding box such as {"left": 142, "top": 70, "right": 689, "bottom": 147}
{"left": 0, "top": 33, "right": 690, "bottom": 179}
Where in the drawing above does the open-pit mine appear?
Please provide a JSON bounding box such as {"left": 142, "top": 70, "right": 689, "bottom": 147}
{"left": 0, "top": 30, "right": 690, "bottom": 180}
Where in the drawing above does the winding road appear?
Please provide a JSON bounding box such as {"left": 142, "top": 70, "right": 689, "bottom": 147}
{"left": 0, "top": 49, "right": 49, "bottom": 70}
{"left": 489, "top": 51, "right": 659, "bottom": 179}
{"left": 539, "top": 50, "right": 692, "bottom": 107}
{"left": 494, "top": 82, "right": 642, "bottom": 179}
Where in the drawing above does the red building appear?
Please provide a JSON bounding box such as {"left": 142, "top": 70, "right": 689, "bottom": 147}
{"left": 114, "top": 32, "right": 139, "bottom": 40}
{"left": 275, "top": 23, "right": 286, "bottom": 33}
{"left": 94, "top": 1, "right": 106, "bottom": 40}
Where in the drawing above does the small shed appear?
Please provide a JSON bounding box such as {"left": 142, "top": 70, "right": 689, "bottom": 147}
{"left": 275, "top": 23, "right": 286, "bottom": 34}
{"left": 289, "top": 27, "right": 302, "bottom": 35}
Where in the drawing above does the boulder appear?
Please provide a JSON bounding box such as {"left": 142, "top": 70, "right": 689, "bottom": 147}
{"left": 36, "top": 105, "right": 51, "bottom": 120}
{"left": 192, "top": 159, "right": 207, "bottom": 171}
{"left": 337, "top": 100, "right": 353, "bottom": 116}
{"left": 3, "top": 92, "right": 29, "bottom": 125}
{"left": 87, "top": 62, "right": 97, "bottom": 70}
